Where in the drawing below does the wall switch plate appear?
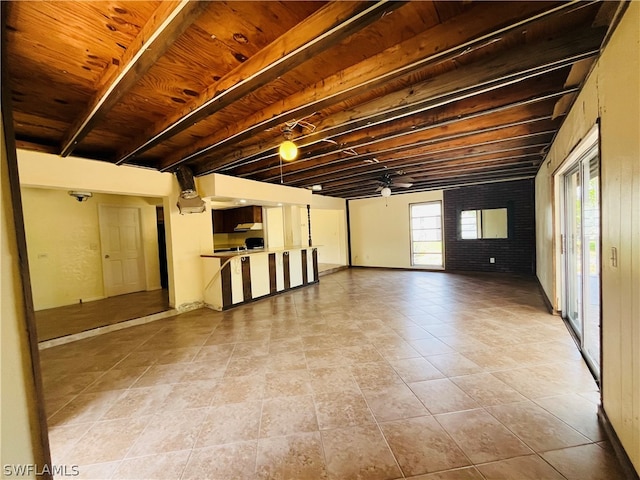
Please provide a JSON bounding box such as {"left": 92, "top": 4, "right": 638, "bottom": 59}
{"left": 490, "top": 257, "right": 495, "bottom": 263}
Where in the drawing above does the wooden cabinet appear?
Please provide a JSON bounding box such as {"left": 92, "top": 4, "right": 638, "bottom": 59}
{"left": 212, "top": 206, "right": 263, "bottom": 233}
{"left": 212, "top": 210, "right": 227, "bottom": 234}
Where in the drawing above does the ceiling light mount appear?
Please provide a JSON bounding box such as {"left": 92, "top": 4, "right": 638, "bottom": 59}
{"left": 279, "top": 127, "right": 298, "bottom": 162}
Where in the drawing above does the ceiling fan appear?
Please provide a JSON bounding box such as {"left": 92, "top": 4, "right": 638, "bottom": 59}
{"left": 375, "top": 171, "right": 414, "bottom": 197}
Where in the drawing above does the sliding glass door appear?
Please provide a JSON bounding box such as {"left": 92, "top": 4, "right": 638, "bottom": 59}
{"left": 562, "top": 144, "right": 600, "bottom": 379}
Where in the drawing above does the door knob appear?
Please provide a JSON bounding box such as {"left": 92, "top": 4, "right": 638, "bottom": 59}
{"left": 105, "top": 254, "right": 110, "bottom": 258}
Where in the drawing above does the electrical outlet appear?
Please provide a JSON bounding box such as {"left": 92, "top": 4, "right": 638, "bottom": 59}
{"left": 490, "top": 257, "right": 495, "bottom": 264}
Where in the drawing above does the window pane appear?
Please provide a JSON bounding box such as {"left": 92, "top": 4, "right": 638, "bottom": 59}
{"left": 412, "top": 203, "right": 440, "bottom": 217}
{"left": 413, "top": 253, "right": 442, "bottom": 266}
{"left": 412, "top": 216, "right": 441, "bottom": 229}
{"left": 460, "top": 210, "right": 478, "bottom": 239}
{"left": 413, "top": 241, "right": 442, "bottom": 254}
{"left": 410, "top": 201, "right": 443, "bottom": 267}
{"left": 412, "top": 229, "right": 441, "bottom": 242}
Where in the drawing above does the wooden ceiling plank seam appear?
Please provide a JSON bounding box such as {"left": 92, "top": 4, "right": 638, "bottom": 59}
{"left": 212, "top": 26, "right": 603, "bottom": 174}
{"left": 335, "top": 174, "right": 538, "bottom": 198}
{"left": 59, "top": 0, "right": 208, "bottom": 157}
{"left": 14, "top": 140, "right": 59, "bottom": 155}
{"left": 532, "top": 1, "right": 629, "bottom": 181}
{"left": 115, "top": 0, "right": 408, "bottom": 165}
{"left": 164, "top": 0, "right": 595, "bottom": 173}
{"left": 254, "top": 87, "right": 578, "bottom": 183}
{"left": 280, "top": 136, "right": 553, "bottom": 186}
{"left": 304, "top": 151, "right": 544, "bottom": 190}
{"left": 216, "top": 47, "right": 592, "bottom": 174}
{"left": 593, "top": 1, "right": 629, "bottom": 51}
{"left": 342, "top": 175, "right": 537, "bottom": 199}
{"left": 326, "top": 165, "right": 539, "bottom": 197}
{"left": 396, "top": 155, "right": 543, "bottom": 178}
{"left": 287, "top": 144, "right": 548, "bottom": 188}
{"left": 238, "top": 116, "right": 557, "bottom": 180}
{"left": 229, "top": 66, "right": 572, "bottom": 178}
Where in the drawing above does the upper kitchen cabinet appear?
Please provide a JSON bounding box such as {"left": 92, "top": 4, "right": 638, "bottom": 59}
{"left": 213, "top": 206, "right": 263, "bottom": 233}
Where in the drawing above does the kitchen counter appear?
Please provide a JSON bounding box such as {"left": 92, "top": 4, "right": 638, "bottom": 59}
{"left": 205, "top": 248, "right": 264, "bottom": 257}
{"left": 202, "top": 246, "right": 313, "bottom": 258}
{"left": 202, "top": 246, "right": 319, "bottom": 310}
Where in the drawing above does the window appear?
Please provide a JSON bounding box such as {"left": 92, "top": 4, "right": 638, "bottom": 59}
{"left": 460, "top": 208, "right": 508, "bottom": 239}
{"left": 410, "top": 202, "right": 443, "bottom": 267}
{"left": 461, "top": 210, "right": 479, "bottom": 239}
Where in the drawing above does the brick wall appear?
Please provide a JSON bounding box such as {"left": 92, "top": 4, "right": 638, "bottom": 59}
{"left": 443, "top": 179, "right": 535, "bottom": 274}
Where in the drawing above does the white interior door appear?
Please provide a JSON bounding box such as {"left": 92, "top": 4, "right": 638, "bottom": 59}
{"left": 99, "top": 205, "right": 146, "bottom": 297}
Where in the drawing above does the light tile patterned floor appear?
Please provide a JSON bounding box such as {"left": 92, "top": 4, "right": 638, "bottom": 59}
{"left": 39, "top": 269, "right": 628, "bottom": 479}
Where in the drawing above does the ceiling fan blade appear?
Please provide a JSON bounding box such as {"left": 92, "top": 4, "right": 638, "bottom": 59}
{"left": 391, "top": 181, "right": 413, "bottom": 188}
{"left": 375, "top": 185, "right": 384, "bottom": 192}
{"left": 395, "top": 175, "right": 415, "bottom": 182}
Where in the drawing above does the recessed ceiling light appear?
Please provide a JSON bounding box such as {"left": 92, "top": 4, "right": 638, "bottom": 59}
{"left": 311, "top": 185, "right": 322, "bottom": 191}
{"left": 239, "top": 199, "right": 247, "bottom": 204}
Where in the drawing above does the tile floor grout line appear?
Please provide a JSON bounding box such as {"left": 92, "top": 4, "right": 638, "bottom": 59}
{"left": 349, "top": 352, "right": 408, "bottom": 479}
{"left": 39, "top": 271, "right": 627, "bottom": 479}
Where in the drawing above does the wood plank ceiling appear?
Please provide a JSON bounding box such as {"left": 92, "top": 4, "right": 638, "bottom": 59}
{"left": 4, "top": 1, "right": 623, "bottom": 199}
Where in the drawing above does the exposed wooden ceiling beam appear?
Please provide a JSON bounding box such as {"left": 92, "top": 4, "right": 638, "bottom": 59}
{"left": 115, "top": 0, "right": 406, "bottom": 165}
{"left": 14, "top": 139, "right": 59, "bottom": 154}
{"left": 253, "top": 85, "right": 578, "bottom": 183}
{"left": 247, "top": 116, "right": 558, "bottom": 182}
{"left": 276, "top": 130, "right": 554, "bottom": 185}
{"left": 208, "top": 26, "right": 603, "bottom": 174}
{"left": 325, "top": 162, "right": 540, "bottom": 194}
{"left": 305, "top": 149, "right": 544, "bottom": 189}
{"left": 164, "top": 0, "right": 591, "bottom": 173}
{"left": 59, "top": 0, "right": 208, "bottom": 157}
{"left": 325, "top": 165, "right": 539, "bottom": 198}
{"left": 286, "top": 142, "right": 549, "bottom": 188}
{"left": 341, "top": 176, "right": 538, "bottom": 200}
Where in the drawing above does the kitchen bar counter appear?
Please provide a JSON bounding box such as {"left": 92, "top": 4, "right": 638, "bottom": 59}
{"left": 203, "top": 246, "right": 321, "bottom": 258}
{"left": 201, "top": 246, "right": 318, "bottom": 310}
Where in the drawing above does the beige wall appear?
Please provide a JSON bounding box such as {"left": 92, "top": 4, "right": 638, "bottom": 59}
{"left": 310, "top": 209, "right": 346, "bottom": 265}
{"left": 349, "top": 190, "right": 443, "bottom": 268}
{"left": 21, "top": 188, "right": 162, "bottom": 310}
{"left": 310, "top": 194, "right": 348, "bottom": 265}
{"left": 535, "top": 3, "right": 640, "bottom": 473}
{"left": 1, "top": 115, "right": 47, "bottom": 476}
{"left": 264, "top": 207, "right": 285, "bottom": 249}
{"left": 197, "top": 172, "right": 312, "bottom": 206}
{"left": 17, "top": 150, "right": 212, "bottom": 311}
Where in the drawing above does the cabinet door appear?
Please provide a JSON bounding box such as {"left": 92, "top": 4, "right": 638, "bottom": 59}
{"left": 213, "top": 206, "right": 263, "bottom": 233}
{"left": 252, "top": 206, "right": 263, "bottom": 222}
{"left": 212, "top": 210, "right": 226, "bottom": 233}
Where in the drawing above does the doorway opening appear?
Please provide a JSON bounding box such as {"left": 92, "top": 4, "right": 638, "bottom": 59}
{"left": 156, "top": 206, "right": 169, "bottom": 289}
{"left": 558, "top": 126, "right": 601, "bottom": 381}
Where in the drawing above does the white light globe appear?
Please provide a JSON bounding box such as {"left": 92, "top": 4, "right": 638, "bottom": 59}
{"left": 279, "top": 140, "right": 298, "bottom": 161}
{"left": 381, "top": 187, "right": 391, "bottom": 198}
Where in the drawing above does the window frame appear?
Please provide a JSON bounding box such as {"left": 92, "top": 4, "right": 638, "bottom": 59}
{"left": 409, "top": 200, "right": 444, "bottom": 269}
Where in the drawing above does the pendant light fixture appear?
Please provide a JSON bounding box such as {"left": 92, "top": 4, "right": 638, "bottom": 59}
{"left": 279, "top": 127, "right": 298, "bottom": 161}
